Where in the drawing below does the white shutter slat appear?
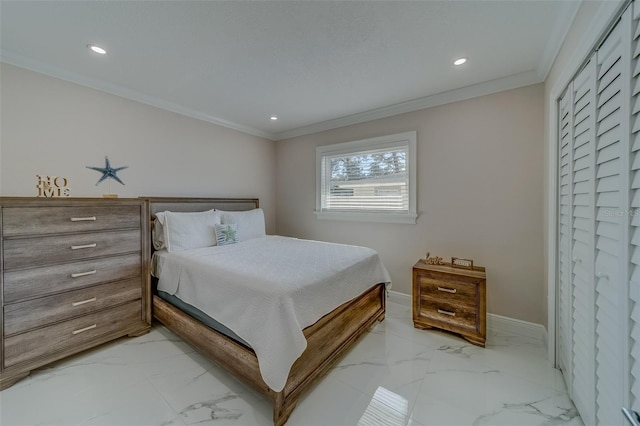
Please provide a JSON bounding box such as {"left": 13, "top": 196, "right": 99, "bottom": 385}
{"left": 574, "top": 205, "right": 591, "bottom": 219}
{"left": 575, "top": 92, "right": 591, "bottom": 117}
{"left": 573, "top": 218, "right": 591, "bottom": 233}
{"left": 596, "top": 119, "right": 622, "bottom": 149}
{"left": 596, "top": 75, "right": 621, "bottom": 108}
{"left": 597, "top": 60, "right": 620, "bottom": 93}
{"left": 595, "top": 234, "right": 619, "bottom": 256}
{"left": 633, "top": 90, "right": 640, "bottom": 113}
{"left": 574, "top": 127, "right": 593, "bottom": 148}
{"left": 573, "top": 181, "right": 590, "bottom": 195}
{"left": 631, "top": 228, "right": 640, "bottom": 248}
{"left": 574, "top": 155, "right": 591, "bottom": 171}
{"left": 573, "top": 167, "right": 589, "bottom": 183}
{"left": 595, "top": 173, "right": 620, "bottom": 194}
{"left": 596, "top": 211, "right": 620, "bottom": 225}
{"left": 573, "top": 193, "right": 590, "bottom": 206}
{"left": 632, "top": 113, "right": 640, "bottom": 136}
{"left": 596, "top": 190, "right": 621, "bottom": 207}
{"left": 596, "top": 220, "right": 619, "bottom": 240}
{"left": 596, "top": 157, "right": 621, "bottom": 178}
{"left": 596, "top": 138, "right": 621, "bottom": 164}
{"left": 633, "top": 73, "right": 640, "bottom": 96}
{"left": 632, "top": 171, "right": 640, "bottom": 190}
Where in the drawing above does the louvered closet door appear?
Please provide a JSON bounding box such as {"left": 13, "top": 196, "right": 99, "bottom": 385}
{"left": 593, "top": 13, "right": 629, "bottom": 425}
{"left": 558, "top": 87, "right": 574, "bottom": 392}
{"left": 557, "top": 4, "right": 640, "bottom": 425}
{"left": 570, "top": 59, "right": 597, "bottom": 426}
{"left": 629, "top": 1, "right": 640, "bottom": 416}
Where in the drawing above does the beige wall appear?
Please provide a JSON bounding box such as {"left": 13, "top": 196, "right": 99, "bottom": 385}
{"left": 0, "top": 63, "right": 277, "bottom": 233}
{"left": 277, "top": 84, "right": 545, "bottom": 324}
{"left": 0, "top": 63, "right": 548, "bottom": 324}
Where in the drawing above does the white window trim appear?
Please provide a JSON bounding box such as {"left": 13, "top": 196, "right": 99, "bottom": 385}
{"left": 315, "top": 131, "right": 417, "bottom": 224}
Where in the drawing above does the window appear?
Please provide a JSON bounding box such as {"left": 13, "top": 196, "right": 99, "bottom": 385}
{"left": 315, "top": 131, "right": 417, "bottom": 224}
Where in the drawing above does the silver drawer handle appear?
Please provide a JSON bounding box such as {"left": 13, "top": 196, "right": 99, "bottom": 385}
{"left": 438, "top": 308, "right": 456, "bottom": 316}
{"left": 437, "top": 286, "right": 457, "bottom": 294}
{"left": 71, "top": 270, "right": 97, "bottom": 278}
{"left": 70, "top": 216, "right": 96, "bottom": 222}
{"left": 71, "top": 243, "right": 97, "bottom": 250}
{"left": 596, "top": 272, "right": 610, "bottom": 280}
{"left": 72, "top": 324, "right": 96, "bottom": 335}
{"left": 72, "top": 297, "right": 96, "bottom": 307}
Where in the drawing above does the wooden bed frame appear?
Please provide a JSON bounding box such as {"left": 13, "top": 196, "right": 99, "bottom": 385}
{"left": 143, "top": 197, "right": 386, "bottom": 425}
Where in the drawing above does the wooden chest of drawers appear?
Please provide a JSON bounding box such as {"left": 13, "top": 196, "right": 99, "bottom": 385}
{"left": 0, "top": 198, "right": 151, "bottom": 389}
{"left": 412, "top": 260, "right": 486, "bottom": 347}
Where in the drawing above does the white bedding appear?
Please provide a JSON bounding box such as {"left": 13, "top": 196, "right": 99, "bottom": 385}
{"left": 153, "top": 235, "right": 391, "bottom": 392}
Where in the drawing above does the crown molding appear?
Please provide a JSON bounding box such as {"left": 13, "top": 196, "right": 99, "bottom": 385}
{"left": 3, "top": 49, "right": 545, "bottom": 143}
{"left": 0, "top": 50, "right": 278, "bottom": 141}
{"left": 273, "top": 70, "right": 543, "bottom": 141}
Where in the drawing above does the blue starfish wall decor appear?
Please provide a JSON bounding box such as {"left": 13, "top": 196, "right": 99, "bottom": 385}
{"left": 86, "top": 156, "right": 128, "bottom": 186}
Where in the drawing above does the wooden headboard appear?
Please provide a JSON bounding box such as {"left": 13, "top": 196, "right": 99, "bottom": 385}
{"left": 143, "top": 197, "right": 259, "bottom": 219}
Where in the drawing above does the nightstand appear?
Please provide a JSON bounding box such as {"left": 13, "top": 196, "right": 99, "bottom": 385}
{"left": 412, "top": 260, "right": 486, "bottom": 347}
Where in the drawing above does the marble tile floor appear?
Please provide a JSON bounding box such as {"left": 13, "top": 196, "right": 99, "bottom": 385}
{"left": 0, "top": 301, "right": 582, "bottom": 426}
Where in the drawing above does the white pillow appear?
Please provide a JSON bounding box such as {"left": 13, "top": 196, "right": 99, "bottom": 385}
{"left": 221, "top": 208, "right": 266, "bottom": 241}
{"left": 163, "top": 209, "right": 222, "bottom": 252}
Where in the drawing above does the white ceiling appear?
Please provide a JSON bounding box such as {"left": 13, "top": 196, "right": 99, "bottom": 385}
{"left": 0, "top": 1, "right": 580, "bottom": 140}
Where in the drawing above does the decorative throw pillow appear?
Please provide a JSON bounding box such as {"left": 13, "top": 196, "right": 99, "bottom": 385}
{"left": 215, "top": 223, "right": 239, "bottom": 246}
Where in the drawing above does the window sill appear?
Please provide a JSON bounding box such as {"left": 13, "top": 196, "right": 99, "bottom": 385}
{"left": 314, "top": 211, "right": 418, "bottom": 224}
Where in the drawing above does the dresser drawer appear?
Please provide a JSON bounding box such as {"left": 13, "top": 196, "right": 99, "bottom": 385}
{"left": 4, "top": 278, "right": 142, "bottom": 336}
{"left": 3, "top": 229, "right": 140, "bottom": 270}
{"left": 4, "top": 253, "right": 141, "bottom": 303}
{"left": 2, "top": 206, "right": 140, "bottom": 237}
{"left": 419, "top": 300, "right": 478, "bottom": 331}
{"left": 419, "top": 273, "right": 478, "bottom": 306}
{"left": 3, "top": 301, "right": 142, "bottom": 368}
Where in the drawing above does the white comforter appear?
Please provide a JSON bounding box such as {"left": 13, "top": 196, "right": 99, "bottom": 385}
{"left": 154, "top": 236, "right": 391, "bottom": 392}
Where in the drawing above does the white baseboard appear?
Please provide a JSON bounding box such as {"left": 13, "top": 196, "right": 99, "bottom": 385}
{"left": 388, "top": 289, "right": 412, "bottom": 306}
{"left": 387, "top": 290, "right": 547, "bottom": 345}
{"left": 486, "top": 313, "right": 547, "bottom": 344}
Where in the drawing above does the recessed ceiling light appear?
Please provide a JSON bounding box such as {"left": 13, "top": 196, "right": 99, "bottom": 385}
{"left": 453, "top": 58, "right": 467, "bottom": 66}
{"left": 88, "top": 44, "right": 107, "bottom": 55}
{"left": 270, "top": 115, "right": 278, "bottom": 121}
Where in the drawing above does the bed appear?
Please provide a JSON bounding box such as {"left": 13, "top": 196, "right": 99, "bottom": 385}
{"left": 143, "top": 197, "right": 389, "bottom": 425}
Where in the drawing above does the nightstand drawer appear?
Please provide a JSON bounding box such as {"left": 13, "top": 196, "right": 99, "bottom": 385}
{"left": 419, "top": 274, "right": 478, "bottom": 306}
{"left": 3, "top": 253, "right": 141, "bottom": 302}
{"left": 419, "top": 300, "right": 478, "bottom": 330}
{"left": 3, "top": 301, "right": 142, "bottom": 368}
{"left": 3, "top": 229, "right": 140, "bottom": 270}
{"left": 4, "top": 278, "right": 142, "bottom": 336}
{"left": 2, "top": 206, "right": 140, "bottom": 237}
